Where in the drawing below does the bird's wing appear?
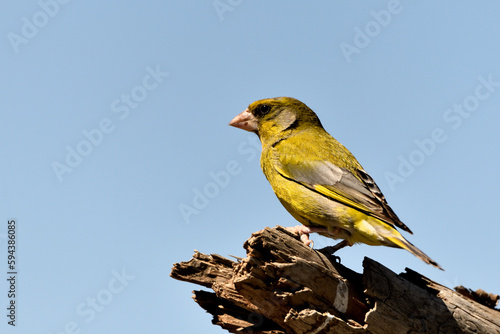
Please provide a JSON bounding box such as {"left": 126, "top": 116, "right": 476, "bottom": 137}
{"left": 275, "top": 156, "right": 413, "bottom": 234}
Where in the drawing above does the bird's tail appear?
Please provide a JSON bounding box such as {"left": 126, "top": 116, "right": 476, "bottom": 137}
{"left": 386, "top": 234, "right": 443, "bottom": 270}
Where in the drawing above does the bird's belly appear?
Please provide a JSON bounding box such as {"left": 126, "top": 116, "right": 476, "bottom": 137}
{"left": 278, "top": 188, "right": 391, "bottom": 246}
{"left": 273, "top": 179, "right": 357, "bottom": 232}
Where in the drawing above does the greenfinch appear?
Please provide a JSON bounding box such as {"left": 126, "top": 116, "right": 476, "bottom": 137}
{"left": 229, "top": 97, "right": 442, "bottom": 270}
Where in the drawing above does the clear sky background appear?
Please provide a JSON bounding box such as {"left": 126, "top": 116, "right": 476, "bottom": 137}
{"left": 1, "top": 1, "right": 499, "bottom": 333}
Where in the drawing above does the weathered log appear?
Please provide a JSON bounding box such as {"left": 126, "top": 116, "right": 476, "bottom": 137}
{"left": 171, "top": 226, "right": 500, "bottom": 334}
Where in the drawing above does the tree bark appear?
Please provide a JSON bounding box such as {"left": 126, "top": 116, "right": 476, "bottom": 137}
{"left": 170, "top": 226, "right": 500, "bottom": 334}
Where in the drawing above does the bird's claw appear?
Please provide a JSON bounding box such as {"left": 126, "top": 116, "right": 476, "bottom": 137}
{"left": 287, "top": 225, "right": 314, "bottom": 247}
{"left": 300, "top": 233, "right": 313, "bottom": 247}
{"left": 287, "top": 225, "right": 332, "bottom": 248}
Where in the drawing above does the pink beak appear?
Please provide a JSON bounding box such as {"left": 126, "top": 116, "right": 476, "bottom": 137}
{"left": 228, "top": 108, "right": 258, "bottom": 132}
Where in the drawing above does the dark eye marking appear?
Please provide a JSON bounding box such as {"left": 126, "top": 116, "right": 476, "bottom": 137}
{"left": 254, "top": 104, "right": 271, "bottom": 116}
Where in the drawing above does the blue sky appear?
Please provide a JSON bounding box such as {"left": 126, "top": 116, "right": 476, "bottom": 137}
{"left": 1, "top": 1, "right": 499, "bottom": 333}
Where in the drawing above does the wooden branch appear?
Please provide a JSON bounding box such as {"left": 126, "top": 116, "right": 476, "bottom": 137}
{"left": 171, "top": 226, "right": 500, "bottom": 334}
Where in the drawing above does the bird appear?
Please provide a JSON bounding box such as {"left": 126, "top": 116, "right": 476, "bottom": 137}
{"left": 228, "top": 96, "right": 442, "bottom": 270}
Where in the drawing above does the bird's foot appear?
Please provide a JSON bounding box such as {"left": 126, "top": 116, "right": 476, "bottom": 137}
{"left": 287, "top": 225, "right": 330, "bottom": 248}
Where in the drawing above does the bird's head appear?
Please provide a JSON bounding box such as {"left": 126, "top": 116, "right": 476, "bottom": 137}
{"left": 229, "top": 97, "right": 323, "bottom": 145}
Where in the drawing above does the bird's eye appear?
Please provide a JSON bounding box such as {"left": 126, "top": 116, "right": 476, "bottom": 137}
{"left": 255, "top": 104, "right": 271, "bottom": 116}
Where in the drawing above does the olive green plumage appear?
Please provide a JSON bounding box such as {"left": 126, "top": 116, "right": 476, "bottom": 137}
{"left": 230, "top": 97, "right": 442, "bottom": 270}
